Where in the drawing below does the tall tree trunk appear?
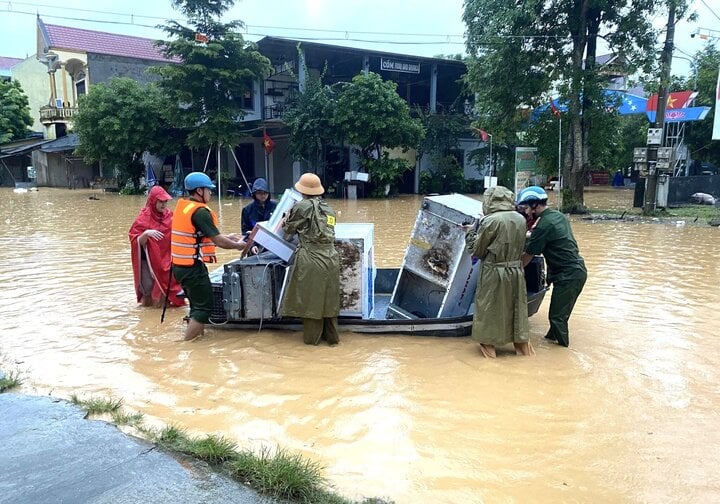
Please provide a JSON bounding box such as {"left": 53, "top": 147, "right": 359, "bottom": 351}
{"left": 563, "top": 0, "right": 589, "bottom": 213}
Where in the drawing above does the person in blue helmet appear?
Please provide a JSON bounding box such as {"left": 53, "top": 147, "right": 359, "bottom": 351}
{"left": 518, "top": 186, "right": 587, "bottom": 347}
{"left": 171, "top": 172, "right": 247, "bottom": 341}
{"left": 241, "top": 178, "right": 277, "bottom": 237}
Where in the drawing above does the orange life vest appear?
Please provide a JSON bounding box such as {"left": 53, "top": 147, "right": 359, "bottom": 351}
{"left": 171, "top": 198, "right": 218, "bottom": 266}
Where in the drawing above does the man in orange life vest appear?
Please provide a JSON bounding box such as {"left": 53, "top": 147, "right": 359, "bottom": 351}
{"left": 171, "top": 172, "right": 247, "bottom": 341}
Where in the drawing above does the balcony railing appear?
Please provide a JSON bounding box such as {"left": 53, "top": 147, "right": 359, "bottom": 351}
{"left": 263, "top": 104, "right": 287, "bottom": 121}
{"left": 39, "top": 106, "right": 78, "bottom": 122}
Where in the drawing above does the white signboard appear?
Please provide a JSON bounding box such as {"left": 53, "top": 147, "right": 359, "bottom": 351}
{"left": 380, "top": 58, "right": 420, "bottom": 74}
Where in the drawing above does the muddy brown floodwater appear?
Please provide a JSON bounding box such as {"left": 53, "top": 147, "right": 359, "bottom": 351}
{"left": 1, "top": 187, "right": 719, "bottom": 503}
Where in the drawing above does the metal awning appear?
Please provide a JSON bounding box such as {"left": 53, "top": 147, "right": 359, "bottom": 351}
{"left": 0, "top": 138, "right": 52, "bottom": 158}
{"left": 39, "top": 133, "right": 80, "bottom": 153}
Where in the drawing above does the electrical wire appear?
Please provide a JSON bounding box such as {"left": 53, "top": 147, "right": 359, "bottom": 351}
{"left": 698, "top": 0, "right": 720, "bottom": 23}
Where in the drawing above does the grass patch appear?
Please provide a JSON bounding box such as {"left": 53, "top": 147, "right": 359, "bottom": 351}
{"left": 111, "top": 410, "right": 144, "bottom": 427}
{"left": 69, "top": 395, "right": 123, "bottom": 414}
{"left": 151, "top": 426, "right": 392, "bottom": 503}
{"left": 185, "top": 435, "right": 238, "bottom": 464}
{"left": 0, "top": 369, "right": 22, "bottom": 392}
{"left": 228, "top": 446, "right": 328, "bottom": 502}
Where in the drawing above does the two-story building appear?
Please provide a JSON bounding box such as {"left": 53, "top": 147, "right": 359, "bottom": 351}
{"left": 11, "top": 19, "right": 483, "bottom": 192}
{"left": 11, "top": 17, "right": 177, "bottom": 187}
{"left": 231, "top": 36, "right": 479, "bottom": 195}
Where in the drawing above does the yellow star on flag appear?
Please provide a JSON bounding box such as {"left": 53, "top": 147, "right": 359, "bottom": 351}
{"left": 666, "top": 96, "right": 677, "bottom": 109}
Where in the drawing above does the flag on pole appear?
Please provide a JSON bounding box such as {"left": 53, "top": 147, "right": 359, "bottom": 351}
{"left": 472, "top": 127, "right": 489, "bottom": 142}
{"left": 550, "top": 99, "right": 561, "bottom": 119}
{"left": 263, "top": 130, "right": 275, "bottom": 154}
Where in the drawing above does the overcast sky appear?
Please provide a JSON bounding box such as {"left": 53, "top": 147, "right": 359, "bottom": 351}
{"left": 0, "top": 0, "right": 718, "bottom": 77}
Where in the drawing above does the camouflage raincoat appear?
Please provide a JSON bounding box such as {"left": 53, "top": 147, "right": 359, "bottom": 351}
{"left": 465, "top": 186, "right": 529, "bottom": 346}
{"left": 281, "top": 197, "right": 340, "bottom": 319}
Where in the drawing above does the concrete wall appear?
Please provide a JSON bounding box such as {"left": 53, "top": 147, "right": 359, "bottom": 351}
{"left": 11, "top": 56, "right": 50, "bottom": 132}
{"left": 668, "top": 175, "right": 720, "bottom": 205}
{"left": 87, "top": 54, "right": 166, "bottom": 85}
{"left": 32, "top": 151, "right": 97, "bottom": 188}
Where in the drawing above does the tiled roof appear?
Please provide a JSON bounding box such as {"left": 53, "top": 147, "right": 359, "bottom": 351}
{"left": 0, "top": 56, "right": 23, "bottom": 70}
{"left": 43, "top": 23, "right": 173, "bottom": 63}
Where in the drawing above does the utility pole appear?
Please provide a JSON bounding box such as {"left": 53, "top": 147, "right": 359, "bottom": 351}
{"left": 644, "top": 4, "right": 676, "bottom": 214}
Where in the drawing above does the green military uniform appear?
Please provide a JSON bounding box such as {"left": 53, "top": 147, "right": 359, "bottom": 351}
{"left": 524, "top": 207, "right": 586, "bottom": 347}
{"left": 465, "top": 186, "right": 529, "bottom": 347}
{"left": 171, "top": 203, "right": 219, "bottom": 324}
{"left": 281, "top": 197, "right": 341, "bottom": 345}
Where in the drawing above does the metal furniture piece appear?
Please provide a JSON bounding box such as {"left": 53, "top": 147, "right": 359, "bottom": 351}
{"left": 386, "top": 194, "right": 483, "bottom": 320}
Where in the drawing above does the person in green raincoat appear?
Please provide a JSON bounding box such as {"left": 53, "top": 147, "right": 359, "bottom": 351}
{"left": 281, "top": 173, "right": 341, "bottom": 345}
{"left": 464, "top": 186, "right": 533, "bottom": 358}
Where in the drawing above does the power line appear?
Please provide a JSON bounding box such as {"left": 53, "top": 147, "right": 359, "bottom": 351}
{"left": 698, "top": 0, "right": 720, "bottom": 23}
{"left": 3, "top": 1, "right": 465, "bottom": 39}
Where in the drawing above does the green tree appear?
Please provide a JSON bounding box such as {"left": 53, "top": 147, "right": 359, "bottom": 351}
{"left": 681, "top": 44, "right": 720, "bottom": 167}
{"left": 333, "top": 72, "right": 424, "bottom": 195}
{"left": 0, "top": 80, "right": 33, "bottom": 143}
{"left": 152, "top": 0, "right": 271, "bottom": 151}
{"left": 283, "top": 61, "right": 339, "bottom": 183}
{"left": 416, "top": 108, "right": 469, "bottom": 193}
{"left": 463, "top": 0, "right": 677, "bottom": 212}
{"left": 73, "top": 78, "right": 182, "bottom": 190}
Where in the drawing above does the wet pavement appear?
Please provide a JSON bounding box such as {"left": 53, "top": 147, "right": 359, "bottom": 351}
{"left": 0, "top": 393, "right": 273, "bottom": 504}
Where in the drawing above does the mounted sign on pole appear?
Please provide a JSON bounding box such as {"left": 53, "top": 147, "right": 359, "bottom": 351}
{"left": 513, "top": 147, "right": 538, "bottom": 195}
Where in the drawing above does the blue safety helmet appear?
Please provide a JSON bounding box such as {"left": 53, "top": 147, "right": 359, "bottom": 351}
{"left": 251, "top": 178, "right": 270, "bottom": 194}
{"left": 184, "top": 172, "right": 216, "bottom": 191}
{"left": 517, "top": 186, "right": 548, "bottom": 205}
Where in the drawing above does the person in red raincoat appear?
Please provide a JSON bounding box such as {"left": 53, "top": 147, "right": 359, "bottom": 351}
{"left": 129, "top": 186, "right": 184, "bottom": 307}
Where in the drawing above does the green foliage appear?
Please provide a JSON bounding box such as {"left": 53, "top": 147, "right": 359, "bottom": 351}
{"left": 111, "top": 410, "right": 144, "bottom": 427}
{"left": 334, "top": 73, "right": 424, "bottom": 159}
{"left": 0, "top": 80, "right": 33, "bottom": 143}
{"left": 416, "top": 110, "right": 469, "bottom": 194}
{"left": 463, "top": 0, "right": 664, "bottom": 207}
{"left": 362, "top": 155, "right": 412, "bottom": 197}
{"left": 0, "top": 369, "right": 22, "bottom": 392}
{"left": 284, "top": 59, "right": 338, "bottom": 173}
{"left": 416, "top": 109, "right": 467, "bottom": 158}
{"left": 333, "top": 72, "right": 423, "bottom": 194}
{"left": 69, "top": 395, "right": 123, "bottom": 414}
{"left": 73, "top": 78, "right": 181, "bottom": 189}
{"left": 185, "top": 435, "right": 238, "bottom": 464}
{"left": 419, "top": 155, "right": 465, "bottom": 194}
{"left": 228, "top": 446, "right": 327, "bottom": 502}
{"left": 152, "top": 0, "right": 271, "bottom": 149}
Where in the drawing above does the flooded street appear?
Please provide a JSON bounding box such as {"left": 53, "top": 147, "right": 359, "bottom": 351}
{"left": 1, "top": 186, "right": 719, "bottom": 503}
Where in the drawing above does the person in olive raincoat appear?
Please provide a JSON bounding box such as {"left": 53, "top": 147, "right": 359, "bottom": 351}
{"left": 281, "top": 173, "right": 341, "bottom": 345}
{"left": 465, "top": 186, "right": 533, "bottom": 358}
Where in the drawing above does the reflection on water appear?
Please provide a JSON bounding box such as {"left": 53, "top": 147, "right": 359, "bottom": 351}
{"left": 1, "top": 187, "right": 719, "bottom": 503}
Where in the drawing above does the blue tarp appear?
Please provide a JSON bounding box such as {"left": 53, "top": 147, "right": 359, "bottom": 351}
{"left": 531, "top": 90, "right": 648, "bottom": 121}
{"left": 533, "top": 90, "right": 708, "bottom": 124}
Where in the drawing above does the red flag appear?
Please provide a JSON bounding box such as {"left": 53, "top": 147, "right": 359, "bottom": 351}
{"left": 263, "top": 131, "right": 275, "bottom": 154}
{"left": 472, "top": 127, "right": 489, "bottom": 142}
{"left": 646, "top": 90, "right": 697, "bottom": 111}
{"left": 550, "top": 99, "right": 561, "bottom": 118}
{"left": 194, "top": 33, "right": 209, "bottom": 44}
